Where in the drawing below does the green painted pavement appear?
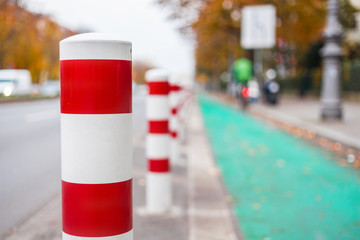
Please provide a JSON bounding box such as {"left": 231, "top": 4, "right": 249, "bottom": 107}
{"left": 199, "top": 95, "right": 360, "bottom": 240}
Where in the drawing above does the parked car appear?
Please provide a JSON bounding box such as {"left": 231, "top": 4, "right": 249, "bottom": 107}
{"left": 0, "top": 69, "right": 32, "bottom": 96}
{"left": 41, "top": 81, "right": 60, "bottom": 97}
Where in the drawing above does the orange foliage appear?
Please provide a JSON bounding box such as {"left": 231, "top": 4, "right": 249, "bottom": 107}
{"left": 158, "top": 0, "right": 356, "bottom": 84}
{"left": 133, "top": 61, "right": 154, "bottom": 84}
{"left": 0, "top": 0, "right": 75, "bottom": 83}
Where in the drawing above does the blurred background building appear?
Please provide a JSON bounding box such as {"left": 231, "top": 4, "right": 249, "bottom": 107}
{"left": 347, "top": 0, "right": 360, "bottom": 42}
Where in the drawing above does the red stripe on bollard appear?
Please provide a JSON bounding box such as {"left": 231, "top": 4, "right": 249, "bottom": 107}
{"left": 62, "top": 180, "right": 132, "bottom": 237}
{"left": 148, "top": 120, "right": 169, "bottom": 134}
{"left": 170, "top": 84, "right": 182, "bottom": 92}
{"left": 170, "top": 131, "right": 178, "bottom": 139}
{"left": 148, "top": 159, "right": 170, "bottom": 172}
{"left": 148, "top": 81, "right": 170, "bottom": 95}
{"left": 60, "top": 59, "right": 132, "bottom": 114}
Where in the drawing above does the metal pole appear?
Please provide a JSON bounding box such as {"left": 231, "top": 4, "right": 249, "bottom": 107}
{"left": 60, "top": 33, "right": 133, "bottom": 239}
{"left": 254, "top": 49, "right": 264, "bottom": 99}
{"left": 320, "top": 0, "right": 343, "bottom": 120}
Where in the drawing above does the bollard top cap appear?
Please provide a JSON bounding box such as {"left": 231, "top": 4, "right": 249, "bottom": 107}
{"left": 61, "top": 33, "right": 131, "bottom": 45}
{"left": 145, "top": 68, "right": 169, "bottom": 82}
{"left": 60, "top": 33, "right": 132, "bottom": 61}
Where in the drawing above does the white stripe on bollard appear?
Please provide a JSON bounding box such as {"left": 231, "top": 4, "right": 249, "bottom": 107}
{"left": 146, "top": 173, "right": 172, "bottom": 212}
{"left": 60, "top": 33, "right": 132, "bottom": 240}
{"left": 145, "top": 68, "right": 172, "bottom": 214}
{"left": 146, "top": 96, "right": 170, "bottom": 120}
{"left": 62, "top": 230, "right": 133, "bottom": 240}
{"left": 177, "top": 89, "right": 190, "bottom": 143}
{"left": 146, "top": 134, "right": 170, "bottom": 159}
{"left": 61, "top": 114, "right": 132, "bottom": 184}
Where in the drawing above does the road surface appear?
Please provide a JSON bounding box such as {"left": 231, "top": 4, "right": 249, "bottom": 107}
{"left": 0, "top": 94, "right": 146, "bottom": 237}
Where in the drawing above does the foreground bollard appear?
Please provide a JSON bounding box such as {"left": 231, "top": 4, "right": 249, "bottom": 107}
{"left": 169, "top": 83, "right": 182, "bottom": 164}
{"left": 146, "top": 69, "right": 172, "bottom": 214}
{"left": 60, "top": 33, "right": 133, "bottom": 240}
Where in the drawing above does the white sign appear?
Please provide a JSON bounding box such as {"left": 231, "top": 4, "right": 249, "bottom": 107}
{"left": 241, "top": 5, "right": 276, "bottom": 49}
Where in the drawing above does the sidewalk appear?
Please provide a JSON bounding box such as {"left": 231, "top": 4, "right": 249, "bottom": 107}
{"left": 250, "top": 96, "right": 360, "bottom": 151}
{"left": 2, "top": 97, "right": 239, "bottom": 240}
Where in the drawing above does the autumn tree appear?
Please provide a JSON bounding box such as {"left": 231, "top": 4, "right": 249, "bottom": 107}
{"left": 0, "top": 0, "right": 74, "bottom": 83}
{"left": 133, "top": 60, "right": 154, "bottom": 84}
{"left": 158, "top": 0, "right": 357, "bottom": 88}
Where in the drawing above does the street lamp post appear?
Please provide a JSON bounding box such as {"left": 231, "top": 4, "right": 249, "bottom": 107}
{"left": 320, "top": 0, "right": 344, "bottom": 120}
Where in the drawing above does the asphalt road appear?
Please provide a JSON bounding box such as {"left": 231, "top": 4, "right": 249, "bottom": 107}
{"left": 0, "top": 94, "right": 146, "bottom": 237}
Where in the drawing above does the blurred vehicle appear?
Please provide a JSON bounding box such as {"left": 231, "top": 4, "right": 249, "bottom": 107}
{"left": 263, "top": 69, "right": 280, "bottom": 105}
{"left": 0, "top": 69, "right": 32, "bottom": 96}
{"left": 264, "top": 80, "right": 280, "bottom": 104}
{"left": 235, "top": 83, "right": 249, "bottom": 110}
{"left": 41, "top": 81, "right": 60, "bottom": 97}
{"left": 248, "top": 79, "right": 260, "bottom": 102}
{"left": 231, "top": 58, "right": 253, "bottom": 110}
{"left": 31, "top": 84, "right": 41, "bottom": 95}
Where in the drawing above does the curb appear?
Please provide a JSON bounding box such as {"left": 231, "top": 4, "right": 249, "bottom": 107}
{"left": 0, "top": 96, "right": 59, "bottom": 104}
{"left": 250, "top": 104, "right": 360, "bottom": 151}
{"left": 186, "top": 96, "right": 241, "bottom": 240}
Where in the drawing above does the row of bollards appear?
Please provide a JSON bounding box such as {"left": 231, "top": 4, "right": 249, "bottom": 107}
{"left": 60, "top": 33, "right": 189, "bottom": 239}
{"left": 169, "top": 83, "right": 182, "bottom": 165}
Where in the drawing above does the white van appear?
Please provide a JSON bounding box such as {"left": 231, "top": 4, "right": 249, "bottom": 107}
{"left": 0, "top": 69, "right": 32, "bottom": 96}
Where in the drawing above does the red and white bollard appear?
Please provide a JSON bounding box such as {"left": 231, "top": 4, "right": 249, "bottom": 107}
{"left": 180, "top": 92, "right": 187, "bottom": 143}
{"left": 145, "top": 68, "right": 172, "bottom": 214}
{"left": 60, "top": 33, "right": 133, "bottom": 240}
{"left": 177, "top": 87, "right": 192, "bottom": 143}
{"left": 169, "top": 83, "right": 182, "bottom": 165}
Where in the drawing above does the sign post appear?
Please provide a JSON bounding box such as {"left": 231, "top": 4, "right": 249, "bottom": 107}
{"left": 241, "top": 5, "right": 276, "bottom": 94}
{"left": 241, "top": 5, "right": 276, "bottom": 49}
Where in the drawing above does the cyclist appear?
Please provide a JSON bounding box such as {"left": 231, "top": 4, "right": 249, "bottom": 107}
{"left": 231, "top": 58, "right": 253, "bottom": 109}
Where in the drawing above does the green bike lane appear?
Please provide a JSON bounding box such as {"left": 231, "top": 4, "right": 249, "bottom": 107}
{"left": 199, "top": 95, "right": 360, "bottom": 240}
